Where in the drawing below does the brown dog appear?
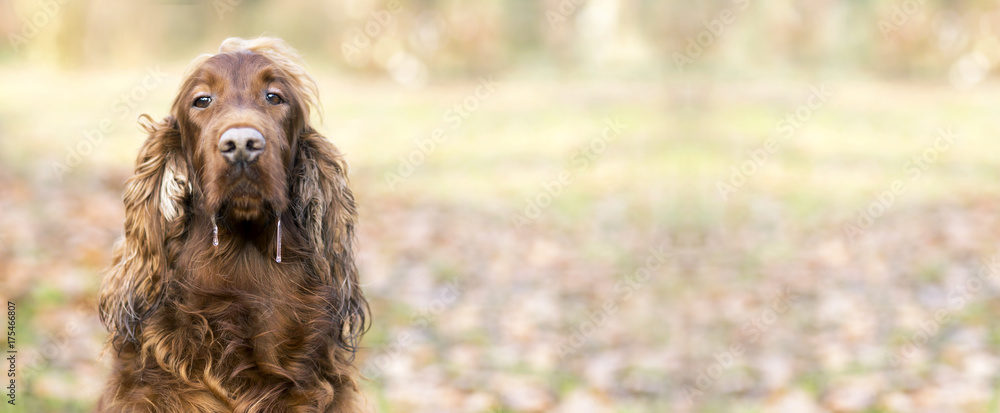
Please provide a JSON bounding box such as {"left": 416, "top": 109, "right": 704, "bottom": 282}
{"left": 96, "top": 37, "right": 369, "bottom": 412}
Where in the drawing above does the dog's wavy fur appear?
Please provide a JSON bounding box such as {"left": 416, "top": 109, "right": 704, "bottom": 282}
{"left": 96, "top": 38, "right": 369, "bottom": 412}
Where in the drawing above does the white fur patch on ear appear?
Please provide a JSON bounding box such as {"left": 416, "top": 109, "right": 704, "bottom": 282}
{"left": 159, "top": 154, "right": 189, "bottom": 222}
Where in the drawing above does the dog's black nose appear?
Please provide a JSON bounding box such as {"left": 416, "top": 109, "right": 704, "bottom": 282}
{"left": 219, "top": 128, "right": 265, "bottom": 164}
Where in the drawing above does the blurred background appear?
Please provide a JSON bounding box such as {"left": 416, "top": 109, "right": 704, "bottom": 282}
{"left": 3, "top": 0, "right": 1000, "bottom": 412}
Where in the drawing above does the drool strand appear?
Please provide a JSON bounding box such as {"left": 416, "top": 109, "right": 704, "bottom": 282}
{"left": 276, "top": 218, "right": 282, "bottom": 263}
{"left": 211, "top": 216, "right": 219, "bottom": 246}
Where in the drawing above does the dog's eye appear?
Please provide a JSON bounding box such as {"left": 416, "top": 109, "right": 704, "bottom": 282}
{"left": 266, "top": 93, "right": 284, "bottom": 105}
{"left": 193, "top": 96, "right": 212, "bottom": 108}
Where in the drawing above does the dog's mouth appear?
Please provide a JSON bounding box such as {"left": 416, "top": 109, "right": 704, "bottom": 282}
{"left": 205, "top": 137, "right": 288, "bottom": 226}
{"left": 219, "top": 179, "right": 269, "bottom": 222}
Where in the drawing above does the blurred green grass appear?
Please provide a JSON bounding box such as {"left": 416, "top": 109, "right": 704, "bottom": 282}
{"left": 15, "top": 66, "right": 999, "bottom": 229}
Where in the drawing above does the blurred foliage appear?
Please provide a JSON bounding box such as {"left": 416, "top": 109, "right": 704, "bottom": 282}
{"left": 4, "top": 0, "right": 1000, "bottom": 80}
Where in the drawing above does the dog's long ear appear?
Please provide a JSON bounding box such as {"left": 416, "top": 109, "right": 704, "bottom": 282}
{"left": 292, "top": 128, "right": 369, "bottom": 352}
{"left": 99, "top": 115, "right": 189, "bottom": 349}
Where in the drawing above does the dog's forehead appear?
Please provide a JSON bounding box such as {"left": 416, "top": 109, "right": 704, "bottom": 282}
{"left": 201, "top": 52, "right": 278, "bottom": 84}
